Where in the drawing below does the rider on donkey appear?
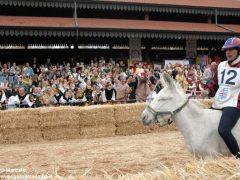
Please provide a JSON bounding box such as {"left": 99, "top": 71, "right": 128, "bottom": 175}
{"left": 204, "top": 37, "right": 240, "bottom": 159}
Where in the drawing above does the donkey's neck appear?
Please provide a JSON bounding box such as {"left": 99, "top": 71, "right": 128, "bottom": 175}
{"left": 173, "top": 99, "right": 205, "bottom": 145}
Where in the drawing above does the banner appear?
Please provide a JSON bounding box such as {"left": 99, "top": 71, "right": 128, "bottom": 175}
{"left": 186, "top": 40, "right": 197, "bottom": 59}
{"left": 129, "top": 38, "right": 142, "bottom": 62}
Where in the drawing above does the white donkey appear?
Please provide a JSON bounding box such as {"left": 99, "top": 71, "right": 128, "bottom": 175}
{"left": 141, "top": 73, "right": 240, "bottom": 158}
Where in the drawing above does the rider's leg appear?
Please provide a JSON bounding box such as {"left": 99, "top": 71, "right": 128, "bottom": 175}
{"left": 218, "top": 107, "right": 240, "bottom": 158}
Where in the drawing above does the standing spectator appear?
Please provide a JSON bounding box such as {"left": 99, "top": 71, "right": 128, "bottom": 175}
{"left": 119, "top": 60, "right": 126, "bottom": 73}
{"left": 26, "top": 63, "right": 34, "bottom": 76}
{"left": 202, "top": 64, "right": 212, "bottom": 84}
{"left": 32, "top": 63, "right": 40, "bottom": 75}
{"left": 91, "top": 70, "right": 99, "bottom": 85}
{"left": 22, "top": 74, "right": 32, "bottom": 92}
{"left": 11, "top": 62, "right": 17, "bottom": 74}
{"left": 188, "top": 65, "right": 197, "bottom": 82}
{"left": 135, "top": 62, "right": 144, "bottom": 74}
{"left": 0, "top": 71, "right": 5, "bottom": 85}
{"left": 135, "top": 73, "right": 151, "bottom": 102}
{"left": 127, "top": 74, "right": 137, "bottom": 102}
{"left": 46, "top": 58, "right": 52, "bottom": 68}
{"left": 114, "top": 74, "right": 129, "bottom": 103}
{"left": 175, "top": 67, "right": 188, "bottom": 92}
{"left": 187, "top": 78, "right": 197, "bottom": 97}
{"left": 2, "top": 63, "right": 9, "bottom": 77}
{"left": 7, "top": 69, "right": 18, "bottom": 85}
{"left": 0, "top": 78, "right": 8, "bottom": 90}
{"left": 109, "top": 57, "right": 115, "bottom": 66}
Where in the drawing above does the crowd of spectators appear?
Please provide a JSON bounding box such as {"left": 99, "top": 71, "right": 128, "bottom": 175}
{"left": 0, "top": 57, "right": 217, "bottom": 109}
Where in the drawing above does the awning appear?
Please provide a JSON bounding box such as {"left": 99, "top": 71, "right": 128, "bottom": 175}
{"left": 77, "top": 1, "right": 240, "bottom": 16}
{"left": 0, "top": 16, "right": 75, "bottom": 28}
{"left": 0, "top": 16, "right": 238, "bottom": 40}
{"left": 78, "top": 18, "right": 228, "bottom": 33}
{"left": 0, "top": 16, "right": 76, "bottom": 37}
{"left": 0, "top": 0, "right": 239, "bottom": 16}
{"left": 103, "top": 0, "right": 240, "bottom": 9}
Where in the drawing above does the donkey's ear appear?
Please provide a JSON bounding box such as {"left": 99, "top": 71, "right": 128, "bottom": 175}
{"left": 162, "top": 72, "right": 175, "bottom": 88}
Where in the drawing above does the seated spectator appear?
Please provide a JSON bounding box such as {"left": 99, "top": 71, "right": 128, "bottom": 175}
{"left": 15, "top": 87, "right": 33, "bottom": 108}
{"left": 59, "top": 89, "right": 76, "bottom": 104}
{"left": 5, "top": 83, "right": 16, "bottom": 99}
{"left": 30, "top": 86, "right": 44, "bottom": 107}
{"left": 92, "top": 86, "right": 103, "bottom": 105}
{"left": 102, "top": 82, "right": 116, "bottom": 103}
{"left": 75, "top": 87, "right": 87, "bottom": 104}
{"left": 84, "top": 79, "right": 94, "bottom": 104}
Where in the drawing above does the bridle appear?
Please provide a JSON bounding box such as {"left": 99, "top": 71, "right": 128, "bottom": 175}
{"left": 147, "top": 99, "right": 189, "bottom": 127}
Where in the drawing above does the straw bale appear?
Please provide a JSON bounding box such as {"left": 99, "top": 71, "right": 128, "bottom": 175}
{"left": 0, "top": 108, "right": 41, "bottom": 129}
{"left": 0, "top": 128, "right": 42, "bottom": 144}
{"left": 39, "top": 107, "right": 80, "bottom": 127}
{"left": 42, "top": 126, "right": 80, "bottom": 141}
{"left": 79, "top": 124, "right": 116, "bottom": 138}
{"left": 114, "top": 103, "right": 146, "bottom": 123}
{"left": 77, "top": 105, "right": 115, "bottom": 126}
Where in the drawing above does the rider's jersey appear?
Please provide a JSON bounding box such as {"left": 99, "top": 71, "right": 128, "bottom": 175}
{"left": 207, "top": 56, "right": 240, "bottom": 109}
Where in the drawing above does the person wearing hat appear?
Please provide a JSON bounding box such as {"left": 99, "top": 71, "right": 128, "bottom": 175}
{"left": 203, "top": 37, "right": 240, "bottom": 159}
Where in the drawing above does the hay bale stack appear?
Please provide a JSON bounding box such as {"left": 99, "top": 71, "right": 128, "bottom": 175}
{"left": 77, "top": 105, "right": 116, "bottom": 138}
{"left": 0, "top": 108, "right": 43, "bottom": 144}
{"left": 39, "top": 107, "right": 80, "bottom": 141}
{"left": 0, "top": 103, "right": 178, "bottom": 144}
{"left": 114, "top": 103, "right": 174, "bottom": 136}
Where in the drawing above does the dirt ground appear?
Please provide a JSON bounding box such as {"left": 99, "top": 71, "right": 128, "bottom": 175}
{"left": 0, "top": 131, "right": 193, "bottom": 178}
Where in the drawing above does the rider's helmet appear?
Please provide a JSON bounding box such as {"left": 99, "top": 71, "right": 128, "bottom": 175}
{"left": 222, "top": 37, "right": 240, "bottom": 50}
{"left": 222, "top": 37, "right": 240, "bottom": 63}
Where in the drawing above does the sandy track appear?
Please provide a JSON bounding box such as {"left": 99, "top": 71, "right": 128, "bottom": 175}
{"left": 0, "top": 131, "right": 192, "bottom": 178}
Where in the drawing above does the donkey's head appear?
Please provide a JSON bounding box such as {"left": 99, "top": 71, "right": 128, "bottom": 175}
{"left": 141, "top": 72, "right": 187, "bottom": 126}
